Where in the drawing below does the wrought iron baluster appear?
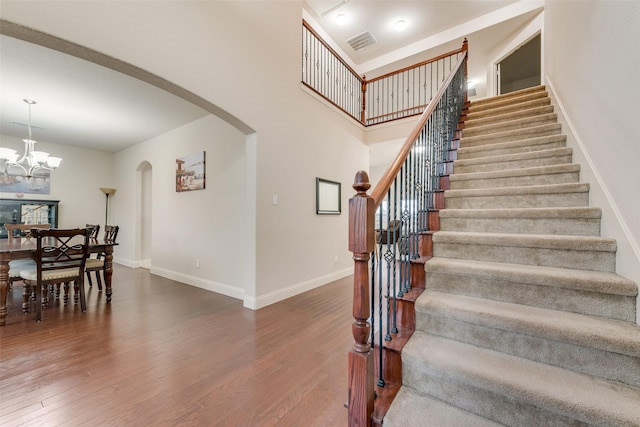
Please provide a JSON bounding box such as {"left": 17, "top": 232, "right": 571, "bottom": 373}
{"left": 391, "top": 179, "right": 399, "bottom": 334}
{"left": 376, "top": 203, "right": 385, "bottom": 387}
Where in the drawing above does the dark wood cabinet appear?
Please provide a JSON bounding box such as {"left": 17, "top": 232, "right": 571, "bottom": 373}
{"left": 0, "top": 198, "right": 59, "bottom": 238}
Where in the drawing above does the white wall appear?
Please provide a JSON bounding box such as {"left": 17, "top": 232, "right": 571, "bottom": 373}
{"left": 544, "top": 0, "right": 640, "bottom": 322}
{"left": 112, "top": 114, "right": 248, "bottom": 299}
{"left": 1, "top": 135, "right": 113, "bottom": 228}
{"left": 0, "top": 1, "right": 369, "bottom": 308}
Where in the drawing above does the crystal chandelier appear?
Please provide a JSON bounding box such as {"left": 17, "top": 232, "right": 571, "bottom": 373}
{"left": 0, "top": 99, "right": 62, "bottom": 177}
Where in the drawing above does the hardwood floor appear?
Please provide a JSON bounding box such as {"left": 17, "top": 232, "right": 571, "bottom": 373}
{"left": 0, "top": 265, "right": 353, "bottom": 426}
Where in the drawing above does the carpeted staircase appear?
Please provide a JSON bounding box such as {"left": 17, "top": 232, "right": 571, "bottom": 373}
{"left": 384, "top": 85, "right": 640, "bottom": 426}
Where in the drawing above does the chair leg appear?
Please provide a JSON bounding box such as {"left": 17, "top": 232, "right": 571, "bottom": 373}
{"left": 78, "top": 278, "right": 87, "bottom": 313}
{"left": 86, "top": 270, "right": 94, "bottom": 287}
{"left": 73, "top": 282, "right": 79, "bottom": 304}
{"left": 42, "top": 285, "right": 50, "bottom": 308}
{"left": 63, "top": 282, "right": 70, "bottom": 304}
{"left": 22, "top": 282, "right": 31, "bottom": 314}
{"left": 35, "top": 283, "right": 42, "bottom": 322}
{"left": 95, "top": 270, "right": 103, "bottom": 290}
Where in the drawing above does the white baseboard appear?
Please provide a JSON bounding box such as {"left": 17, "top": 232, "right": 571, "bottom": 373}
{"left": 112, "top": 256, "right": 137, "bottom": 268}
{"left": 111, "top": 261, "right": 353, "bottom": 312}
{"left": 243, "top": 267, "right": 353, "bottom": 310}
{"left": 150, "top": 266, "right": 245, "bottom": 300}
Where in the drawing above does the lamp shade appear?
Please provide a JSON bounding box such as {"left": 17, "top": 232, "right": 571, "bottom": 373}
{"left": 47, "top": 157, "right": 62, "bottom": 168}
{"left": 0, "top": 148, "right": 17, "bottom": 160}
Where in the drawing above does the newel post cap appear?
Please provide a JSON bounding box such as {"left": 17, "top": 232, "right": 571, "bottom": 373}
{"left": 349, "top": 171, "right": 375, "bottom": 254}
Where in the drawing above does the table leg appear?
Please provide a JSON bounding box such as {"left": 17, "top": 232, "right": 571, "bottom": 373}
{"left": 0, "top": 254, "right": 10, "bottom": 326}
{"left": 103, "top": 247, "right": 114, "bottom": 303}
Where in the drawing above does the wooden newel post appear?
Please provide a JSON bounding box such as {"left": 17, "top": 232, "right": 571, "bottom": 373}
{"left": 348, "top": 170, "right": 375, "bottom": 427}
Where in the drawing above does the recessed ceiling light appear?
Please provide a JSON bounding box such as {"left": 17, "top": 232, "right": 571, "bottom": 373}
{"left": 394, "top": 20, "right": 407, "bottom": 32}
{"left": 336, "top": 13, "right": 347, "bottom": 25}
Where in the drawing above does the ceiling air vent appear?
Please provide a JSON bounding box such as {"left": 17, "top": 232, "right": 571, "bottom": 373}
{"left": 347, "top": 30, "right": 377, "bottom": 52}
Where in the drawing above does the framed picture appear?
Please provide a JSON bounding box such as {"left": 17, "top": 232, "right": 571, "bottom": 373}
{"left": 176, "top": 151, "right": 206, "bottom": 192}
{"left": 316, "top": 178, "right": 341, "bottom": 215}
{"left": 0, "top": 169, "right": 51, "bottom": 194}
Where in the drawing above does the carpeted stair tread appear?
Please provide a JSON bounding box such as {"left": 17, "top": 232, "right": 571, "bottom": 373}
{"left": 470, "top": 85, "right": 546, "bottom": 105}
{"left": 444, "top": 182, "right": 590, "bottom": 209}
{"left": 402, "top": 331, "right": 640, "bottom": 426}
{"left": 468, "top": 89, "right": 548, "bottom": 113}
{"left": 462, "top": 113, "right": 558, "bottom": 138}
{"left": 449, "top": 163, "right": 580, "bottom": 189}
{"left": 415, "top": 291, "right": 640, "bottom": 358}
{"left": 460, "top": 123, "right": 562, "bottom": 147}
{"left": 439, "top": 207, "right": 601, "bottom": 222}
{"left": 469, "top": 85, "right": 546, "bottom": 105}
{"left": 453, "top": 147, "right": 573, "bottom": 173}
{"left": 424, "top": 257, "right": 636, "bottom": 321}
{"left": 432, "top": 231, "right": 616, "bottom": 272}
{"left": 425, "top": 257, "right": 635, "bottom": 296}
{"left": 456, "top": 134, "right": 567, "bottom": 160}
{"left": 383, "top": 387, "right": 503, "bottom": 427}
{"left": 433, "top": 230, "right": 616, "bottom": 252}
{"left": 464, "top": 105, "right": 555, "bottom": 129}
{"left": 445, "top": 181, "right": 589, "bottom": 198}
{"left": 438, "top": 206, "right": 602, "bottom": 236}
{"left": 466, "top": 98, "right": 551, "bottom": 122}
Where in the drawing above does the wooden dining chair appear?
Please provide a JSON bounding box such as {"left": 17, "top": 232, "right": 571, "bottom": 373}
{"left": 85, "top": 225, "right": 119, "bottom": 290}
{"left": 19, "top": 228, "right": 90, "bottom": 322}
{"left": 4, "top": 223, "right": 51, "bottom": 291}
{"left": 86, "top": 224, "right": 101, "bottom": 242}
{"left": 5, "top": 223, "right": 51, "bottom": 243}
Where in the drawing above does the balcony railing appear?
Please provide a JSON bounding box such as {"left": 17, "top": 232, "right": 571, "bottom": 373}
{"left": 302, "top": 21, "right": 364, "bottom": 123}
{"left": 302, "top": 20, "right": 466, "bottom": 127}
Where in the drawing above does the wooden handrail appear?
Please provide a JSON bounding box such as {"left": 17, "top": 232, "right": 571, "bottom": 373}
{"left": 365, "top": 45, "right": 466, "bottom": 84}
{"left": 370, "top": 46, "right": 467, "bottom": 206}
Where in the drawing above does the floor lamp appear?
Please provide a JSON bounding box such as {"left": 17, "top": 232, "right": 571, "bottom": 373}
{"left": 100, "top": 187, "right": 116, "bottom": 226}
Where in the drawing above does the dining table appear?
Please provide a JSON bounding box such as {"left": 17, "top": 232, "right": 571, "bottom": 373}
{"left": 0, "top": 237, "right": 117, "bottom": 326}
